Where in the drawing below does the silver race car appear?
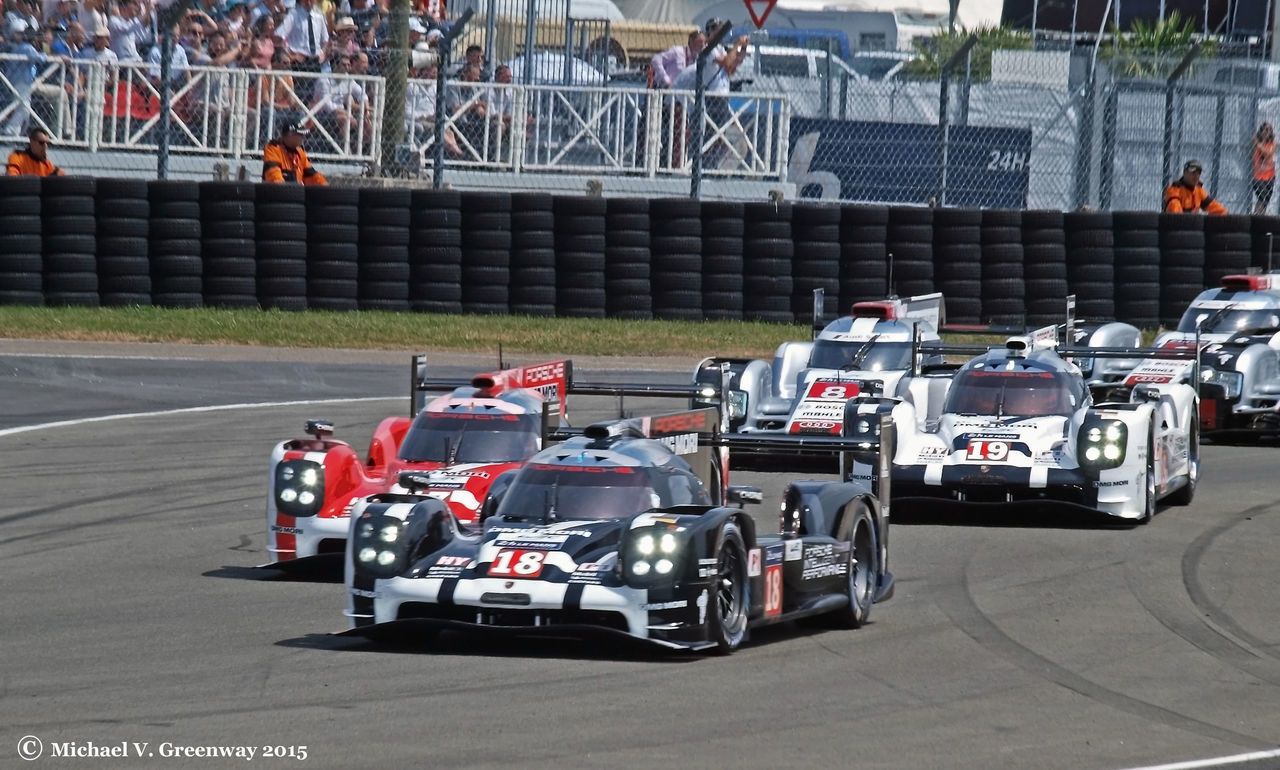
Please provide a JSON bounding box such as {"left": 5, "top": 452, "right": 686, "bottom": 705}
{"left": 692, "top": 292, "right": 947, "bottom": 436}
{"left": 1096, "top": 273, "right": 1280, "bottom": 438}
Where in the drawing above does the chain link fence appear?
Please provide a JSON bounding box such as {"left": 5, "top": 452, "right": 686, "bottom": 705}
{"left": 7, "top": 23, "right": 1280, "bottom": 212}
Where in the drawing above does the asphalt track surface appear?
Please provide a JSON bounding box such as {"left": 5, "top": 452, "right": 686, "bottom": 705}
{"left": 2, "top": 341, "right": 1279, "bottom": 770}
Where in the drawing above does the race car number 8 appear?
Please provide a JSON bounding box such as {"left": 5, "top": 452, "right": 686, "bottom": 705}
{"left": 966, "top": 439, "right": 1009, "bottom": 461}
{"left": 489, "top": 549, "right": 546, "bottom": 577}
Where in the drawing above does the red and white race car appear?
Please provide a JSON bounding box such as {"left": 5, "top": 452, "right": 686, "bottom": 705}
{"left": 265, "top": 357, "right": 694, "bottom": 566}
{"left": 265, "top": 357, "right": 572, "bottom": 565}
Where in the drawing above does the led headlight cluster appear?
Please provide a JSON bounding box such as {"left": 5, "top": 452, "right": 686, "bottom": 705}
{"left": 1079, "top": 420, "right": 1127, "bottom": 470}
{"left": 352, "top": 515, "right": 406, "bottom": 579}
{"left": 1199, "top": 367, "right": 1243, "bottom": 399}
{"left": 275, "top": 459, "right": 324, "bottom": 516}
{"left": 623, "top": 526, "right": 686, "bottom": 586}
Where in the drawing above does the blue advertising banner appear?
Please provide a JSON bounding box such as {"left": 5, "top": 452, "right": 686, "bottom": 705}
{"left": 787, "top": 118, "right": 1032, "bottom": 209}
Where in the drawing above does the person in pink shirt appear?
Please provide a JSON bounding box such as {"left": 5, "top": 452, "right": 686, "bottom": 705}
{"left": 649, "top": 29, "right": 703, "bottom": 166}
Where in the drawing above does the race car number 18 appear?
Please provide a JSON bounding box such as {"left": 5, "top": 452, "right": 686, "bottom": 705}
{"left": 764, "top": 564, "right": 783, "bottom": 617}
{"left": 489, "top": 549, "right": 546, "bottom": 577}
{"left": 965, "top": 439, "right": 1009, "bottom": 461}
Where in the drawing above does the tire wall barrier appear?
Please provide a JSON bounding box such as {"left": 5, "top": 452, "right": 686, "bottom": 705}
{"left": 6, "top": 177, "right": 1280, "bottom": 331}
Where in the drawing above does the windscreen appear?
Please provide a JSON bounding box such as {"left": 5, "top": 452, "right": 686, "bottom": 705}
{"left": 398, "top": 412, "right": 540, "bottom": 464}
{"left": 809, "top": 339, "right": 913, "bottom": 372}
{"left": 494, "top": 464, "right": 660, "bottom": 522}
{"left": 944, "top": 370, "right": 1078, "bottom": 417}
{"left": 1176, "top": 306, "right": 1280, "bottom": 334}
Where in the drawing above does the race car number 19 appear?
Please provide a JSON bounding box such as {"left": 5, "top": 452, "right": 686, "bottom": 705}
{"left": 965, "top": 439, "right": 1010, "bottom": 461}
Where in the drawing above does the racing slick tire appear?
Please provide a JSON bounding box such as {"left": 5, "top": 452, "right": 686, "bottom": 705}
{"left": 829, "top": 502, "right": 878, "bottom": 629}
{"left": 1166, "top": 418, "right": 1198, "bottom": 506}
{"left": 708, "top": 521, "right": 749, "bottom": 655}
{"left": 1139, "top": 429, "right": 1156, "bottom": 524}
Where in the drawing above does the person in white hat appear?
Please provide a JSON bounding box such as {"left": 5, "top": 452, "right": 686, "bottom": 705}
{"left": 326, "top": 14, "right": 358, "bottom": 60}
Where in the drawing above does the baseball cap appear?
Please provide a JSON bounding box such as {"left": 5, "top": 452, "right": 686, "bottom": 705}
{"left": 1184, "top": 159, "right": 1203, "bottom": 172}
{"left": 93, "top": 25, "right": 111, "bottom": 37}
{"left": 280, "top": 120, "right": 309, "bottom": 135}
{"left": 704, "top": 17, "right": 725, "bottom": 34}
{"left": 335, "top": 15, "right": 356, "bottom": 29}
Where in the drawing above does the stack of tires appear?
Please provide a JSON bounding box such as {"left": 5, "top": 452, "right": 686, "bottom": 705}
{"left": 1064, "top": 211, "right": 1114, "bottom": 323}
{"left": 980, "top": 210, "right": 1025, "bottom": 327}
{"left": 254, "top": 183, "right": 308, "bottom": 311}
{"left": 508, "top": 192, "right": 557, "bottom": 317}
{"left": 839, "top": 205, "right": 890, "bottom": 309}
{"left": 42, "top": 176, "right": 98, "bottom": 306}
{"left": 358, "top": 188, "right": 411, "bottom": 312}
{"left": 885, "top": 207, "right": 933, "bottom": 298}
{"left": 741, "top": 201, "right": 793, "bottom": 324}
{"left": 931, "top": 208, "right": 982, "bottom": 325}
{"left": 148, "top": 180, "right": 202, "bottom": 308}
{"left": 791, "top": 203, "right": 841, "bottom": 322}
{"left": 200, "top": 181, "right": 257, "bottom": 308}
{"left": 1204, "top": 214, "right": 1253, "bottom": 287}
{"left": 460, "top": 191, "right": 510, "bottom": 315}
{"left": 1021, "top": 210, "right": 1068, "bottom": 326}
{"left": 95, "top": 179, "right": 150, "bottom": 307}
{"left": 306, "top": 186, "right": 360, "bottom": 312}
{"left": 408, "top": 189, "right": 462, "bottom": 314}
{"left": 554, "top": 196, "right": 607, "bottom": 318}
{"left": 0, "top": 176, "right": 42, "bottom": 306}
{"left": 700, "top": 200, "right": 744, "bottom": 321}
{"left": 649, "top": 197, "right": 702, "bottom": 320}
{"left": 1250, "top": 214, "right": 1280, "bottom": 271}
{"left": 1111, "top": 211, "right": 1161, "bottom": 329}
{"left": 605, "top": 197, "right": 652, "bottom": 320}
{"left": 1158, "top": 214, "right": 1206, "bottom": 326}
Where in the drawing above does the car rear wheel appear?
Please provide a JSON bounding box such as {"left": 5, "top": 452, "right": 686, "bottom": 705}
{"left": 1167, "top": 417, "right": 1198, "bottom": 506}
{"left": 831, "top": 502, "right": 877, "bottom": 628}
{"left": 708, "top": 521, "right": 748, "bottom": 654}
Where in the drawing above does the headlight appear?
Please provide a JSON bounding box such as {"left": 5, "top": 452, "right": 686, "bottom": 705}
{"left": 1199, "top": 367, "right": 1243, "bottom": 399}
{"left": 351, "top": 513, "right": 408, "bottom": 579}
{"left": 728, "top": 390, "right": 747, "bottom": 419}
{"left": 275, "top": 459, "right": 324, "bottom": 517}
{"left": 1078, "top": 419, "right": 1127, "bottom": 471}
{"left": 623, "top": 526, "right": 686, "bottom": 587}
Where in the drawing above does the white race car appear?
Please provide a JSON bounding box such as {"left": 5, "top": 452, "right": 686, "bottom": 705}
{"left": 843, "top": 330, "right": 1201, "bottom": 523}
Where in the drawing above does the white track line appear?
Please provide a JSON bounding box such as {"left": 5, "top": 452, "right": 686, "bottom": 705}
{"left": 0, "top": 397, "right": 400, "bottom": 438}
{"left": 1117, "top": 749, "right": 1280, "bottom": 770}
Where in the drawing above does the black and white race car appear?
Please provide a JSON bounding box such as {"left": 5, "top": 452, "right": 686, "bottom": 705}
{"left": 342, "top": 407, "right": 895, "bottom": 653}
{"left": 842, "top": 328, "right": 1201, "bottom": 523}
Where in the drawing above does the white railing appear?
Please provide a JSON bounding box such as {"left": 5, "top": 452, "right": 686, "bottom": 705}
{"left": 1, "top": 53, "right": 788, "bottom": 180}
{"left": 0, "top": 55, "right": 382, "bottom": 162}
{"left": 401, "top": 79, "right": 789, "bottom": 179}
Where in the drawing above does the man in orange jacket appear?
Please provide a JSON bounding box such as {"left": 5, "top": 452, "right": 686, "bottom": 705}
{"left": 6, "top": 128, "right": 65, "bottom": 176}
{"left": 1164, "top": 159, "right": 1226, "bottom": 214}
{"left": 262, "top": 121, "right": 327, "bottom": 185}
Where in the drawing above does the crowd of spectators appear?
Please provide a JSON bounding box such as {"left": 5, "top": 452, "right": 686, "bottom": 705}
{"left": 0, "top": 0, "right": 467, "bottom": 152}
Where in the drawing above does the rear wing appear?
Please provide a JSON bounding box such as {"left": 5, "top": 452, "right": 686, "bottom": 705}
{"left": 810, "top": 287, "right": 946, "bottom": 339}
{"left": 716, "top": 415, "right": 896, "bottom": 505}
{"left": 411, "top": 355, "right": 700, "bottom": 419}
